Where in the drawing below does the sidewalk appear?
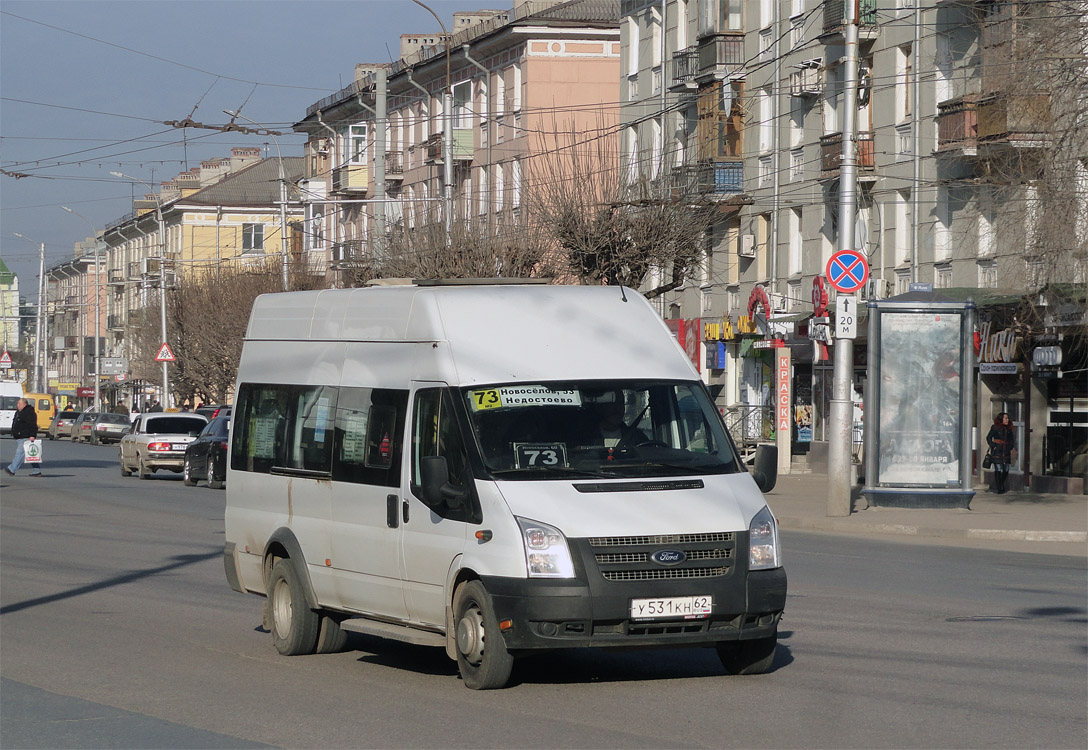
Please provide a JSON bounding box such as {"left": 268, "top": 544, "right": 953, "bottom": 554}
{"left": 767, "top": 472, "right": 1088, "bottom": 556}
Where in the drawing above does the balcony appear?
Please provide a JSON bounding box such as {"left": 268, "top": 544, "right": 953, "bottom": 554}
{"left": 697, "top": 32, "right": 745, "bottom": 83}
{"left": 670, "top": 160, "right": 745, "bottom": 199}
{"left": 332, "top": 164, "right": 369, "bottom": 194}
{"left": 822, "top": 0, "right": 879, "bottom": 40}
{"left": 977, "top": 94, "right": 1049, "bottom": 148}
{"left": 670, "top": 46, "right": 698, "bottom": 91}
{"left": 107, "top": 268, "right": 124, "bottom": 285}
{"left": 819, "top": 131, "right": 876, "bottom": 179}
{"left": 384, "top": 151, "right": 404, "bottom": 180}
{"left": 936, "top": 96, "right": 979, "bottom": 156}
{"left": 425, "top": 129, "right": 474, "bottom": 163}
{"left": 107, "top": 314, "right": 123, "bottom": 331}
{"left": 127, "top": 261, "right": 141, "bottom": 279}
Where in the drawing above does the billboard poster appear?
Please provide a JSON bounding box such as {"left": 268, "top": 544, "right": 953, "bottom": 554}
{"left": 876, "top": 311, "right": 963, "bottom": 487}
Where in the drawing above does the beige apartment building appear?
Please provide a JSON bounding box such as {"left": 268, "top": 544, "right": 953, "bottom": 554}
{"left": 294, "top": 0, "right": 621, "bottom": 282}
{"left": 97, "top": 151, "right": 304, "bottom": 402}
{"left": 43, "top": 239, "right": 106, "bottom": 404}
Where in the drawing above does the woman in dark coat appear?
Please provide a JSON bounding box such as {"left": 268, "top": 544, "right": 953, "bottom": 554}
{"left": 986, "top": 412, "right": 1016, "bottom": 494}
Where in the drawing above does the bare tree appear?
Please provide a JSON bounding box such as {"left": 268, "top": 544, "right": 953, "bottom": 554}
{"left": 525, "top": 116, "right": 719, "bottom": 297}
{"left": 338, "top": 199, "right": 559, "bottom": 286}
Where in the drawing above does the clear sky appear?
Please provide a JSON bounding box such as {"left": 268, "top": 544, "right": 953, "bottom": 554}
{"left": 1, "top": 0, "right": 464, "bottom": 293}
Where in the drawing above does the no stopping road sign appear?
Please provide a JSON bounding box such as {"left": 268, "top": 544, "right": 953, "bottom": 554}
{"left": 826, "top": 250, "right": 869, "bottom": 294}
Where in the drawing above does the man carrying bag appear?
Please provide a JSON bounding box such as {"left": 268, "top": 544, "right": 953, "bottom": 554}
{"left": 5, "top": 397, "right": 43, "bottom": 477}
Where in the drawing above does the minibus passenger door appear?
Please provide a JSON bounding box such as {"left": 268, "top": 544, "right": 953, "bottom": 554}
{"left": 400, "top": 385, "right": 477, "bottom": 629}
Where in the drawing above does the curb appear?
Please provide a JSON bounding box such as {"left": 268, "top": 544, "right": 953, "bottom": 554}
{"left": 776, "top": 516, "right": 1088, "bottom": 544}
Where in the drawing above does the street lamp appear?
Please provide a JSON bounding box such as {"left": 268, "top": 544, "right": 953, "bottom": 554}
{"left": 61, "top": 206, "right": 104, "bottom": 412}
{"left": 223, "top": 110, "right": 290, "bottom": 291}
{"left": 109, "top": 171, "right": 170, "bottom": 409}
{"left": 12, "top": 232, "right": 46, "bottom": 393}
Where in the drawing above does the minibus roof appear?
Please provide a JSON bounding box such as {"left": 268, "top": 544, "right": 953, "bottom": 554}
{"left": 246, "top": 283, "right": 698, "bottom": 384}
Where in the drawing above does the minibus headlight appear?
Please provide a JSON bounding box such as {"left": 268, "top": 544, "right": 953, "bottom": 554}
{"left": 516, "top": 517, "right": 575, "bottom": 578}
{"left": 749, "top": 506, "right": 781, "bottom": 570}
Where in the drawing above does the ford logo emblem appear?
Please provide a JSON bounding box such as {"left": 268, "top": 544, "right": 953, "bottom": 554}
{"left": 651, "top": 550, "right": 686, "bottom": 566}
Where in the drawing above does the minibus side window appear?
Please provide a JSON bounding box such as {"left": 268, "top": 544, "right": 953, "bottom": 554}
{"left": 232, "top": 383, "right": 336, "bottom": 475}
{"left": 333, "top": 387, "right": 408, "bottom": 487}
{"left": 410, "top": 388, "right": 475, "bottom": 521}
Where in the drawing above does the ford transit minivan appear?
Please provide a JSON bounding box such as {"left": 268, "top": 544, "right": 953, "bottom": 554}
{"left": 223, "top": 281, "right": 786, "bottom": 689}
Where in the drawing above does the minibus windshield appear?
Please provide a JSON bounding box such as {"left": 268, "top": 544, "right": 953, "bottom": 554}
{"left": 461, "top": 381, "right": 741, "bottom": 480}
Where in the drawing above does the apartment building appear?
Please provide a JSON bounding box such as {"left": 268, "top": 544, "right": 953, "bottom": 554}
{"left": 622, "top": 0, "right": 1085, "bottom": 484}
{"left": 43, "top": 239, "right": 105, "bottom": 403}
{"left": 294, "top": 0, "right": 621, "bottom": 282}
{"left": 0, "top": 258, "right": 19, "bottom": 354}
{"left": 99, "top": 152, "right": 304, "bottom": 390}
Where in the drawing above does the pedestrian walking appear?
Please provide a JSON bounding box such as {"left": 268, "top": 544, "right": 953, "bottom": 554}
{"left": 5, "top": 398, "right": 43, "bottom": 477}
{"left": 986, "top": 412, "right": 1016, "bottom": 494}
{"left": 148, "top": 400, "right": 163, "bottom": 413}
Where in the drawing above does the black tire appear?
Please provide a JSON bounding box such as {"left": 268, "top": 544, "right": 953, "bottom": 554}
{"left": 315, "top": 612, "right": 349, "bottom": 654}
{"left": 183, "top": 458, "right": 196, "bottom": 486}
{"left": 452, "top": 580, "right": 514, "bottom": 689}
{"left": 138, "top": 455, "right": 151, "bottom": 480}
{"left": 90, "top": 434, "right": 99, "bottom": 446}
{"left": 268, "top": 559, "right": 319, "bottom": 656}
{"left": 207, "top": 455, "right": 225, "bottom": 490}
{"left": 716, "top": 633, "right": 778, "bottom": 675}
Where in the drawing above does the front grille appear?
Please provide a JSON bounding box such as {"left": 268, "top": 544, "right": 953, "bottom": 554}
{"left": 583, "top": 530, "right": 738, "bottom": 583}
{"left": 588, "top": 532, "right": 734, "bottom": 547}
{"left": 602, "top": 566, "right": 730, "bottom": 581}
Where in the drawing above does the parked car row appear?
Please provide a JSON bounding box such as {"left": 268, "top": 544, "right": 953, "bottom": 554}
{"left": 44, "top": 403, "right": 234, "bottom": 490}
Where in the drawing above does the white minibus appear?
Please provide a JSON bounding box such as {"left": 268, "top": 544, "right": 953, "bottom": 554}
{"left": 223, "top": 281, "right": 785, "bottom": 689}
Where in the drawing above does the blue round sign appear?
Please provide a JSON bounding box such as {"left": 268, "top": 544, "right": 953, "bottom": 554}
{"left": 825, "top": 250, "right": 870, "bottom": 293}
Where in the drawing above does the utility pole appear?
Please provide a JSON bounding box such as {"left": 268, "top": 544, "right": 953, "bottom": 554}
{"left": 827, "top": 1, "right": 860, "bottom": 517}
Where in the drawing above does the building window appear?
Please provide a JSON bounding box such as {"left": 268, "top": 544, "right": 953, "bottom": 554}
{"left": 728, "top": 286, "right": 740, "bottom": 314}
{"left": 242, "top": 223, "right": 264, "bottom": 253}
{"left": 652, "top": 66, "right": 662, "bottom": 96}
{"left": 1026, "top": 259, "right": 1045, "bottom": 290}
{"left": 759, "top": 88, "right": 772, "bottom": 153}
{"left": 759, "top": 155, "right": 773, "bottom": 187}
{"left": 791, "top": 148, "right": 804, "bottom": 180}
{"left": 627, "top": 16, "right": 639, "bottom": 77}
{"left": 629, "top": 75, "right": 640, "bottom": 101}
{"left": 895, "top": 190, "right": 912, "bottom": 264}
{"left": 978, "top": 185, "right": 995, "bottom": 257}
{"left": 452, "top": 81, "right": 472, "bottom": 129}
{"left": 935, "top": 187, "right": 951, "bottom": 261}
{"left": 936, "top": 264, "right": 952, "bottom": 289}
{"left": 978, "top": 260, "right": 997, "bottom": 289}
{"left": 760, "top": 27, "right": 774, "bottom": 59}
{"left": 790, "top": 18, "right": 805, "bottom": 50}
{"left": 896, "top": 124, "right": 911, "bottom": 161}
{"left": 788, "top": 208, "right": 802, "bottom": 275}
{"left": 791, "top": 0, "right": 805, "bottom": 18}
{"left": 895, "top": 270, "right": 911, "bottom": 296}
{"left": 349, "top": 124, "right": 367, "bottom": 165}
{"left": 787, "top": 280, "right": 801, "bottom": 312}
{"left": 897, "top": 44, "right": 913, "bottom": 123}
{"left": 495, "top": 163, "right": 504, "bottom": 212}
{"left": 511, "top": 63, "right": 522, "bottom": 113}
{"left": 511, "top": 158, "right": 522, "bottom": 208}
{"left": 625, "top": 126, "right": 639, "bottom": 185}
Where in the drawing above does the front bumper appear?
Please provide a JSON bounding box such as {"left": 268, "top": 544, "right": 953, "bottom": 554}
{"left": 481, "top": 530, "right": 786, "bottom": 652}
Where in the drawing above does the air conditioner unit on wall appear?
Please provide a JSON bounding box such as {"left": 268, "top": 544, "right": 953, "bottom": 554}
{"left": 739, "top": 234, "right": 756, "bottom": 258}
{"left": 772, "top": 295, "right": 788, "bottom": 312}
{"left": 315, "top": 138, "right": 331, "bottom": 155}
{"left": 864, "top": 278, "right": 892, "bottom": 300}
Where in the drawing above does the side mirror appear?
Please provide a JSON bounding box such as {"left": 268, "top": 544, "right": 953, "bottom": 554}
{"left": 751, "top": 444, "right": 778, "bottom": 493}
{"left": 420, "top": 455, "right": 465, "bottom": 508}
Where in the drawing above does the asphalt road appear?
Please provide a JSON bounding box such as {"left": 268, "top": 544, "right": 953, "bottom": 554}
{"left": 2, "top": 438, "right": 1086, "bottom": 749}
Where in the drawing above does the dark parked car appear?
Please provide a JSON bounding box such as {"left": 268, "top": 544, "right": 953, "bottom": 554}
{"left": 47, "top": 409, "right": 81, "bottom": 439}
{"left": 184, "top": 415, "right": 229, "bottom": 489}
{"left": 195, "top": 404, "right": 231, "bottom": 420}
{"left": 79, "top": 412, "right": 133, "bottom": 444}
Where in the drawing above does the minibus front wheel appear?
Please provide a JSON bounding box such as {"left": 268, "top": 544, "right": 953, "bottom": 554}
{"left": 716, "top": 632, "right": 778, "bottom": 675}
{"left": 453, "top": 580, "right": 514, "bottom": 690}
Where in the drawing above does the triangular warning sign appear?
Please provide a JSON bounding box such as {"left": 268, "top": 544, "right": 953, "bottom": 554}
{"left": 0, "top": 350, "right": 11, "bottom": 365}
{"left": 154, "top": 343, "right": 176, "bottom": 362}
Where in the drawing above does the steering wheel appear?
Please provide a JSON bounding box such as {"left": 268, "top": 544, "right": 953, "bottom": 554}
{"left": 632, "top": 439, "right": 669, "bottom": 448}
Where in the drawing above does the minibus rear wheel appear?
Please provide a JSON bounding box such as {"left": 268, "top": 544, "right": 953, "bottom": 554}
{"left": 716, "top": 633, "right": 777, "bottom": 675}
{"left": 268, "top": 559, "right": 319, "bottom": 656}
{"left": 453, "top": 580, "right": 513, "bottom": 690}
